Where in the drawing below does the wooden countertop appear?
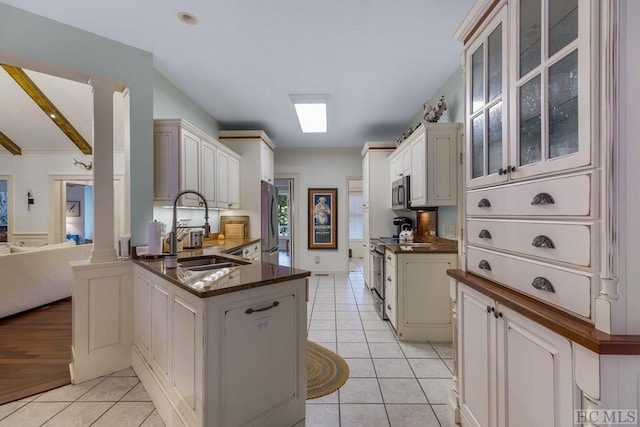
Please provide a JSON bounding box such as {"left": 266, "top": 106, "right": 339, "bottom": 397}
{"left": 382, "top": 237, "right": 458, "bottom": 254}
{"left": 133, "top": 237, "right": 310, "bottom": 298}
{"left": 448, "top": 269, "right": 640, "bottom": 355}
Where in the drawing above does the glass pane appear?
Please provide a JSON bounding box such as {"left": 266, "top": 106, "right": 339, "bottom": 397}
{"left": 519, "top": 76, "right": 542, "bottom": 166}
{"left": 549, "top": 0, "right": 578, "bottom": 57}
{"left": 488, "top": 23, "right": 502, "bottom": 102}
{"left": 549, "top": 50, "right": 579, "bottom": 158}
{"left": 488, "top": 103, "right": 502, "bottom": 175}
{"left": 472, "top": 45, "right": 484, "bottom": 112}
{"left": 472, "top": 115, "right": 485, "bottom": 179}
{"left": 520, "top": 0, "right": 541, "bottom": 77}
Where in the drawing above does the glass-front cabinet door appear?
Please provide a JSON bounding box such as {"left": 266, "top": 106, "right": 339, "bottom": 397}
{"left": 465, "top": 6, "right": 509, "bottom": 189}
{"left": 508, "top": 0, "right": 592, "bottom": 180}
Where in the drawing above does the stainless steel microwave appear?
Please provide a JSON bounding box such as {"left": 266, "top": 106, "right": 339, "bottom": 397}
{"left": 391, "top": 176, "right": 410, "bottom": 210}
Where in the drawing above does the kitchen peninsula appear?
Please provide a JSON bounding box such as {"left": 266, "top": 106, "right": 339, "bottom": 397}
{"left": 132, "top": 239, "right": 310, "bottom": 427}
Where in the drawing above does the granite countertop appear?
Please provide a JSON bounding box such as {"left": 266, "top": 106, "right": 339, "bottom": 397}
{"left": 383, "top": 236, "right": 458, "bottom": 254}
{"left": 133, "top": 237, "right": 310, "bottom": 298}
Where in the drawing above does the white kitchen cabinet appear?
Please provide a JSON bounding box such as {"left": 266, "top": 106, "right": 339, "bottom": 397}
{"left": 384, "top": 254, "right": 397, "bottom": 329}
{"left": 215, "top": 148, "right": 241, "bottom": 209}
{"left": 388, "top": 123, "right": 460, "bottom": 208}
{"left": 361, "top": 144, "right": 396, "bottom": 289}
{"left": 457, "top": 283, "right": 573, "bottom": 427}
{"left": 154, "top": 119, "right": 239, "bottom": 208}
{"left": 260, "top": 141, "right": 274, "bottom": 183}
{"left": 465, "top": 1, "right": 594, "bottom": 189}
{"left": 133, "top": 265, "right": 306, "bottom": 427}
{"left": 219, "top": 131, "right": 276, "bottom": 237}
{"left": 386, "top": 249, "right": 457, "bottom": 341}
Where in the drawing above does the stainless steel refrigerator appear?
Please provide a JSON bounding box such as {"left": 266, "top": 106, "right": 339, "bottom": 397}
{"left": 261, "top": 181, "right": 279, "bottom": 264}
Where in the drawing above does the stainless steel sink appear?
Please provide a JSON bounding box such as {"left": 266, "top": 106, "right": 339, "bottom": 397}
{"left": 179, "top": 256, "right": 248, "bottom": 271}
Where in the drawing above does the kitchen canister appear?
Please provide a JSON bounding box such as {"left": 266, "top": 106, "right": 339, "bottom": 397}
{"left": 147, "top": 220, "right": 165, "bottom": 255}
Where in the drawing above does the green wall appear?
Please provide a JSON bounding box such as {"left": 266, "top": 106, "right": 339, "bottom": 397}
{"left": 153, "top": 70, "right": 220, "bottom": 138}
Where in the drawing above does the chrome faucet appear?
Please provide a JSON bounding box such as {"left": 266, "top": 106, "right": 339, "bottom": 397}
{"left": 169, "top": 190, "right": 211, "bottom": 255}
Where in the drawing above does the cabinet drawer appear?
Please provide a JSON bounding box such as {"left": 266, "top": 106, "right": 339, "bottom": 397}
{"left": 385, "top": 249, "right": 397, "bottom": 269}
{"left": 467, "top": 247, "right": 594, "bottom": 319}
{"left": 466, "top": 172, "right": 597, "bottom": 217}
{"left": 467, "top": 219, "right": 598, "bottom": 268}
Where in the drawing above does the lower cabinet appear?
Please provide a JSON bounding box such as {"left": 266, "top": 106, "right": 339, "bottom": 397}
{"left": 386, "top": 250, "right": 457, "bottom": 341}
{"left": 457, "top": 283, "right": 574, "bottom": 427}
{"left": 240, "top": 241, "right": 261, "bottom": 261}
{"left": 133, "top": 266, "right": 306, "bottom": 427}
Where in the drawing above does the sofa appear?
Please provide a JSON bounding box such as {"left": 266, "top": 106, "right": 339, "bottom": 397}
{"left": 0, "top": 242, "right": 92, "bottom": 318}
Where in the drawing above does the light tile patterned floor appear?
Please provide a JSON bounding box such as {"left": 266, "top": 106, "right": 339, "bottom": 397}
{"left": 305, "top": 258, "right": 457, "bottom": 427}
{"left": 0, "top": 258, "right": 457, "bottom": 426}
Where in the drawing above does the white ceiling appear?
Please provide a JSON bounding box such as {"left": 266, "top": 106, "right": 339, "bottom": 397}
{"left": 0, "top": 0, "right": 473, "bottom": 149}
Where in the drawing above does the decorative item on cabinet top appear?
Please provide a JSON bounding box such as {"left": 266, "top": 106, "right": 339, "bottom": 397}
{"left": 423, "top": 95, "right": 447, "bottom": 122}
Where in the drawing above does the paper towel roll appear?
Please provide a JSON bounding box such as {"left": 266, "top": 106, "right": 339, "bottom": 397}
{"left": 148, "top": 220, "right": 165, "bottom": 255}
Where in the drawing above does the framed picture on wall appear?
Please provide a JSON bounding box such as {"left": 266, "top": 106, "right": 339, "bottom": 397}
{"left": 308, "top": 188, "right": 337, "bottom": 250}
{"left": 66, "top": 200, "right": 81, "bottom": 217}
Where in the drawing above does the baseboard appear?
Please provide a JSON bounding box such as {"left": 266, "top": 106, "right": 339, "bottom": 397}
{"left": 132, "top": 347, "right": 188, "bottom": 427}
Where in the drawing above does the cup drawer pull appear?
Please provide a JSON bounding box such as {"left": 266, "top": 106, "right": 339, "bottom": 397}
{"left": 531, "top": 235, "right": 556, "bottom": 248}
{"left": 478, "top": 260, "right": 492, "bottom": 271}
{"left": 531, "top": 277, "right": 555, "bottom": 293}
{"left": 478, "top": 229, "right": 492, "bottom": 239}
{"left": 531, "top": 192, "right": 555, "bottom": 205}
{"left": 477, "top": 198, "right": 492, "bottom": 208}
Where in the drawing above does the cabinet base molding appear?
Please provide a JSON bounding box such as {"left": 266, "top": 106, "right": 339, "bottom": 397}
{"left": 132, "top": 347, "right": 188, "bottom": 427}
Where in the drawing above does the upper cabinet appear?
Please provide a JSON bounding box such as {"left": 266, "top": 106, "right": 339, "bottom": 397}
{"left": 388, "top": 123, "right": 460, "bottom": 207}
{"left": 466, "top": 0, "right": 593, "bottom": 189}
{"left": 218, "top": 130, "right": 275, "bottom": 237}
{"left": 153, "top": 119, "right": 241, "bottom": 209}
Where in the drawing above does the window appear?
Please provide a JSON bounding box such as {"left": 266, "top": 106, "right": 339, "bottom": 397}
{"left": 348, "top": 190, "right": 363, "bottom": 240}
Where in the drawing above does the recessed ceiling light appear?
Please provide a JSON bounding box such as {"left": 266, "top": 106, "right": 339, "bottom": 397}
{"left": 290, "top": 95, "right": 329, "bottom": 133}
{"left": 177, "top": 12, "right": 198, "bottom": 25}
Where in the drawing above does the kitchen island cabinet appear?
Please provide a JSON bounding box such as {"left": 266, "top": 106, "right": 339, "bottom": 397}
{"left": 132, "top": 257, "right": 309, "bottom": 427}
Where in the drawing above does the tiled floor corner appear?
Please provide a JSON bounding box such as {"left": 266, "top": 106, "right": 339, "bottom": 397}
{"left": 0, "top": 258, "right": 457, "bottom": 426}
{"left": 0, "top": 368, "right": 163, "bottom": 427}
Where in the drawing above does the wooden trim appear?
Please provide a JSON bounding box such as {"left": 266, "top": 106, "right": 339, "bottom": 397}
{"left": 448, "top": 269, "right": 640, "bottom": 355}
{"left": 463, "top": 0, "right": 502, "bottom": 45}
{"left": 0, "top": 64, "right": 92, "bottom": 155}
{"left": 0, "top": 130, "right": 21, "bottom": 155}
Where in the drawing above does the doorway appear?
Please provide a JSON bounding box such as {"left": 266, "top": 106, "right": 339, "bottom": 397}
{"left": 275, "top": 177, "right": 295, "bottom": 267}
{"left": 347, "top": 178, "right": 364, "bottom": 266}
{"left": 0, "top": 176, "right": 11, "bottom": 243}
{"left": 65, "top": 183, "right": 93, "bottom": 244}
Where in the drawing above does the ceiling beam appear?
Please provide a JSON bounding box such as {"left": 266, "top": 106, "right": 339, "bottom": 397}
{"left": 1, "top": 64, "right": 92, "bottom": 155}
{"left": 0, "top": 130, "right": 22, "bottom": 155}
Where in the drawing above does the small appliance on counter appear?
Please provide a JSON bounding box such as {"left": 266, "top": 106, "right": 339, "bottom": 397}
{"left": 183, "top": 230, "right": 203, "bottom": 249}
{"left": 392, "top": 216, "right": 413, "bottom": 239}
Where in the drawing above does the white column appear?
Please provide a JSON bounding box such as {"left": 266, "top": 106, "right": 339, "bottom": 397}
{"left": 89, "top": 77, "right": 118, "bottom": 263}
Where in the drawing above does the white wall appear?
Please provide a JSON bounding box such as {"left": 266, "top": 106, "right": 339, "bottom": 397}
{"left": 0, "top": 152, "right": 125, "bottom": 235}
{"left": 275, "top": 148, "right": 362, "bottom": 273}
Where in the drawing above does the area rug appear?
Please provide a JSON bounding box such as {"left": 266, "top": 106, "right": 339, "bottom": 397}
{"left": 307, "top": 340, "right": 349, "bottom": 399}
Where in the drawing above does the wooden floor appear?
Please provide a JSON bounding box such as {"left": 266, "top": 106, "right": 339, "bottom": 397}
{"left": 0, "top": 299, "right": 72, "bottom": 405}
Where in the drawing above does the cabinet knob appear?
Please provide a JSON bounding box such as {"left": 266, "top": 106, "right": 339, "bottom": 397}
{"left": 531, "top": 192, "right": 555, "bottom": 205}
{"left": 386, "top": 255, "right": 391, "bottom": 261}
{"left": 478, "top": 260, "right": 492, "bottom": 271}
{"left": 486, "top": 305, "right": 492, "bottom": 313}
{"left": 498, "top": 168, "right": 505, "bottom": 176}
{"left": 478, "top": 229, "right": 492, "bottom": 239}
{"left": 387, "top": 276, "right": 392, "bottom": 282}
{"left": 531, "top": 277, "right": 555, "bottom": 293}
{"left": 531, "top": 235, "right": 556, "bottom": 249}
{"left": 228, "top": 203, "right": 233, "bottom": 208}
{"left": 387, "top": 304, "right": 391, "bottom": 310}
{"left": 508, "top": 165, "right": 516, "bottom": 173}
{"left": 493, "top": 310, "right": 503, "bottom": 319}
{"left": 477, "top": 198, "right": 492, "bottom": 208}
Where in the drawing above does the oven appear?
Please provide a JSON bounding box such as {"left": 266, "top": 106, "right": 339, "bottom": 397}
{"left": 369, "top": 239, "right": 387, "bottom": 320}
